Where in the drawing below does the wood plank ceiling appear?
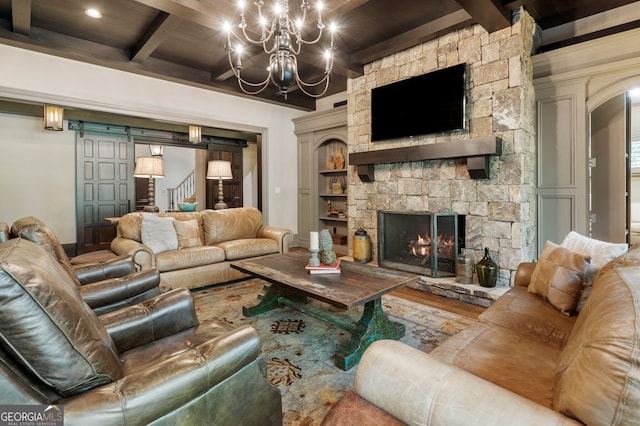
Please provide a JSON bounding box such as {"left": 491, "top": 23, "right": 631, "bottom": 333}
{"left": 0, "top": 0, "right": 638, "bottom": 111}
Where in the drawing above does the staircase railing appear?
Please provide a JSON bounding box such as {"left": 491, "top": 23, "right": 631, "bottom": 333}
{"left": 167, "top": 169, "right": 195, "bottom": 211}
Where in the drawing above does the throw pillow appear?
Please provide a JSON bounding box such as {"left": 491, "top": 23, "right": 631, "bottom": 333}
{"left": 173, "top": 219, "right": 203, "bottom": 249}
{"left": 528, "top": 241, "right": 590, "bottom": 315}
{"left": 560, "top": 231, "right": 628, "bottom": 312}
{"left": 141, "top": 214, "right": 178, "bottom": 254}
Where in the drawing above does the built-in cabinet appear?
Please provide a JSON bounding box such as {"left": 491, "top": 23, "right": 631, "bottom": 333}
{"left": 293, "top": 105, "right": 348, "bottom": 254}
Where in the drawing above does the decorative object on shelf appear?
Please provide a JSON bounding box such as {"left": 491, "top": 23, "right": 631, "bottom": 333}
{"left": 335, "top": 146, "right": 345, "bottom": 169}
{"left": 331, "top": 176, "right": 342, "bottom": 194}
{"left": 326, "top": 199, "right": 332, "bottom": 215}
{"left": 222, "top": 0, "right": 337, "bottom": 99}
{"left": 327, "top": 155, "right": 336, "bottom": 170}
{"left": 339, "top": 175, "right": 347, "bottom": 192}
{"left": 134, "top": 156, "right": 165, "bottom": 212}
{"left": 206, "top": 160, "right": 233, "bottom": 209}
{"left": 455, "top": 248, "right": 474, "bottom": 284}
{"left": 476, "top": 247, "right": 499, "bottom": 287}
{"left": 353, "top": 228, "right": 372, "bottom": 263}
{"left": 319, "top": 229, "right": 337, "bottom": 265}
{"left": 44, "top": 105, "right": 64, "bottom": 131}
{"left": 178, "top": 202, "right": 198, "bottom": 212}
{"left": 308, "top": 231, "right": 320, "bottom": 267}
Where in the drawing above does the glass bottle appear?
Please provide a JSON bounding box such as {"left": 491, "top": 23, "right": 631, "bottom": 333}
{"left": 476, "top": 247, "right": 498, "bottom": 288}
{"left": 455, "top": 248, "right": 474, "bottom": 284}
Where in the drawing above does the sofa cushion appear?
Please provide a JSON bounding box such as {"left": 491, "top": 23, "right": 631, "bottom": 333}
{"left": 560, "top": 231, "right": 628, "bottom": 312}
{"left": 216, "top": 238, "right": 279, "bottom": 261}
{"left": 141, "top": 214, "right": 178, "bottom": 254}
{"left": 430, "top": 322, "right": 562, "bottom": 409}
{"left": 561, "top": 231, "right": 628, "bottom": 268}
{"left": 479, "top": 287, "right": 576, "bottom": 349}
{"left": 155, "top": 246, "right": 226, "bottom": 272}
{"left": 0, "top": 239, "right": 123, "bottom": 396}
{"left": 528, "top": 241, "right": 589, "bottom": 315}
{"left": 554, "top": 266, "right": 640, "bottom": 425}
{"left": 173, "top": 219, "right": 203, "bottom": 249}
{"left": 202, "top": 208, "right": 263, "bottom": 245}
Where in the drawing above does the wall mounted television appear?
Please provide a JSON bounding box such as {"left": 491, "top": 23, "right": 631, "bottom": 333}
{"left": 371, "top": 64, "right": 467, "bottom": 142}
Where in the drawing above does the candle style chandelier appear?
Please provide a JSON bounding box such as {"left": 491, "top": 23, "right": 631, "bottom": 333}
{"left": 224, "top": 0, "right": 337, "bottom": 99}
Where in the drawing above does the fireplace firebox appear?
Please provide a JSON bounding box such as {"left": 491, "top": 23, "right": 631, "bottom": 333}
{"left": 377, "top": 211, "right": 464, "bottom": 277}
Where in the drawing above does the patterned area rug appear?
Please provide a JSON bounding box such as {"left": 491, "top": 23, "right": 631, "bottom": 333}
{"left": 192, "top": 279, "right": 476, "bottom": 426}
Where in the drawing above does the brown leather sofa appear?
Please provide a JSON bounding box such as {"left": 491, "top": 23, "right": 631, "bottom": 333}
{"left": 0, "top": 237, "right": 282, "bottom": 425}
{"left": 110, "top": 207, "right": 294, "bottom": 289}
{"left": 323, "top": 246, "right": 640, "bottom": 425}
{"left": 11, "top": 216, "right": 162, "bottom": 315}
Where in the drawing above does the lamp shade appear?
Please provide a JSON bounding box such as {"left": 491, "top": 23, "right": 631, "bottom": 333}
{"left": 134, "top": 157, "right": 165, "bottom": 178}
{"left": 206, "top": 160, "right": 233, "bottom": 180}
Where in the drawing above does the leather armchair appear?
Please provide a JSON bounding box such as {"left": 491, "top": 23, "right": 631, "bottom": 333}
{"left": 0, "top": 238, "right": 282, "bottom": 426}
{"left": 11, "top": 216, "right": 162, "bottom": 315}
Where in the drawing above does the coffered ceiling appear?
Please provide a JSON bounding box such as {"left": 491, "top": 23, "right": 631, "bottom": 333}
{"left": 0, "top": 0, "right": 638, "bottom": 111}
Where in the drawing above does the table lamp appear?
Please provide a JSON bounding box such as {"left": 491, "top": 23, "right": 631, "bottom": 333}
{"left": 134, "top": 156, "right": 165, "bottom": 212}
{"left": 206, "top": 160, "right": 233, "bottom": 209}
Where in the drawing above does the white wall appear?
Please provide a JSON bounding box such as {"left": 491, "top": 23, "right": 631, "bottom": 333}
{"left": 0, "top": 114, "right": 77, "bottom": 241}
{"left": 0, "top": 44, "right": 304, "bottom": 243}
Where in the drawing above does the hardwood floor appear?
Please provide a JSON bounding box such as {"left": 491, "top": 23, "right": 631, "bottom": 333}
{"left": 391, "top": 287, "right": 485, "bottom": 320}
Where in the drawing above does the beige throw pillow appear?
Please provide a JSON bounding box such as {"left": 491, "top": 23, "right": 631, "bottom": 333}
{"left": 141, "top": 214, "right": 178, "bottom": 254}
{"left": 173, "top": 219, "right": 203, "bottom": 249}
{"left": 528, "top": 241, "right": 590, "bottom": 315}
{"left": 560, "top": 231, "right": 628, "bottom": 312}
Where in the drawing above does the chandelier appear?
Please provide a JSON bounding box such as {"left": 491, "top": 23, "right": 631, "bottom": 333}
{"left": 224, "top": 0, "right": 337, "bottom": 99}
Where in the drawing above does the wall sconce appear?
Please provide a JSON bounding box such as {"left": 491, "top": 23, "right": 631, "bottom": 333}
{"left": 149, "top": 145, "right": 164, "bottom": 157}
{"left": 44, "top": 105, "right": 64, "bottom": 131}
{"left": 189, "top": 125, "right": 201, "bottom": 143}
{"left": 206, "top": 160, "right": 233, "bottom": 209}
{"left": 134, "top": 156, "right": 165, "bottom": 212}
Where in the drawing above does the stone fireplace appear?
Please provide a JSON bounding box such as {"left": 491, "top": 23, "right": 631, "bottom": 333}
{"left": 346, "top": 9, "right": 538, "bottom": 287}
{"left": 378, "top": 210, "right": 464, "bottom": 277}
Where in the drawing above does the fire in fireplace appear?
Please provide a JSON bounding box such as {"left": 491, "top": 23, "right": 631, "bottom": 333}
{"left": 378, "top": 211, "right": 464, "bottom": 277}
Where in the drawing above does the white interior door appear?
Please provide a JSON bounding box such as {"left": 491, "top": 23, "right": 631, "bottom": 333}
{"left": 590, "top": 94, "right": 627, "bottom": 243}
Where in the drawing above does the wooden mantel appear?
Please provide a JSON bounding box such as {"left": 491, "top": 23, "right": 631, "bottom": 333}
{"left": 349, "top": 137, "right": 501, "bottom": 181}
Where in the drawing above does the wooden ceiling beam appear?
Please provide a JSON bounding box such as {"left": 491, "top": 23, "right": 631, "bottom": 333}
{"left": 454, "top": 0, "right": 512, "bottom": 33}
{"left": 10, "top": 0, "right": 31, "bottom": 36}
{"left": 350, "top": 9, "right": 474, "bottom": 66}
{"left": 131, "top": 12, "right": 183, "bottom": 62}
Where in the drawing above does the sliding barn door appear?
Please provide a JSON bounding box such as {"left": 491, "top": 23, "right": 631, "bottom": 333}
{"left": 76, "top": 132, "right": 134, "bottom": 254}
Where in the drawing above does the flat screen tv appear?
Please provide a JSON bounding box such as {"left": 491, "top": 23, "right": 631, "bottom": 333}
{"left": 371, "top": 64, "right": 466, "bottom": 142}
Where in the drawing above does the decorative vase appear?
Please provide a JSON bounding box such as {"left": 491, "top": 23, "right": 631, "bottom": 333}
{"left": 353, "top": 228, "right": 372, "bottom": 263}
{"left": 476, "top": 248, "right": 498, "bottom": 288}
{"left": 455, "top": 248, "right": 474, "bottom": 284}
{"left": 335, "top": 146, "right": 345, "bottom": 169}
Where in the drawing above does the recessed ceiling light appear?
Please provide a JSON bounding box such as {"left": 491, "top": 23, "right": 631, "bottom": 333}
{"left": 85, "top": 9, "right": 102, "bottom": 18}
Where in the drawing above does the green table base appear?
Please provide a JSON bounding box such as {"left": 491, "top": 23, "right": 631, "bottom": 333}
{"left": 243, "top": 284, "right": 405, "bottom": 371}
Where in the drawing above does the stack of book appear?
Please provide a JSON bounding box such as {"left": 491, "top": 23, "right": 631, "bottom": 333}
{"left": 305, "top": 259, "right": 341, "bottom": 274}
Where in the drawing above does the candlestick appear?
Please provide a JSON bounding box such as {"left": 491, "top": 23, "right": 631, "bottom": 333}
{"left": 309, "top": 249, "right": 320, "bottom": 267}
{"left": 310, "top": 231, "right": 319, "bottom": 250}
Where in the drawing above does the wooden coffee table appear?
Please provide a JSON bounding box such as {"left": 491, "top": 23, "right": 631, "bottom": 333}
{"left": 230, "top": 251, "right": 418, "bottom": 370}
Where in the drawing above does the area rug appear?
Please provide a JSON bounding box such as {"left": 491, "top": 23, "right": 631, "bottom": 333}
{"left": 192, "top": 279, "right": 476, "bottom": 426}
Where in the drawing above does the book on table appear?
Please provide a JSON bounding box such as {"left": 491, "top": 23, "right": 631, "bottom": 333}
{"left": 305, "top": 258, "right": 341, "bottom": 274}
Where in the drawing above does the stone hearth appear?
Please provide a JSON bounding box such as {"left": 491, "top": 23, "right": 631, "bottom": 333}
{"left": 408, "top": 276, "right": 509, "bottom": 308}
